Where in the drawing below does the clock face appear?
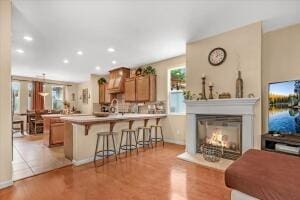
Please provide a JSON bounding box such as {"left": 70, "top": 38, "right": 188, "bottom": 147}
{"left": 208, "top": 48, "right": 226, "bottom": 66}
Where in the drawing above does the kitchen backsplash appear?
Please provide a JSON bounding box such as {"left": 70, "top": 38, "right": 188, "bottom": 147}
{"left": 93, "top": 99, "right": 166, "bottom": 114}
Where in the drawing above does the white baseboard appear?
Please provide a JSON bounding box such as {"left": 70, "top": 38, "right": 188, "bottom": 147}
{"left": 72, "top": 156, "right": 103, "bottom": 166}
{"left": 72, "top": 140, "right": 185, "bottom": 166}
{"left": 0, "top": 179, "right": 13, "bottom": 189}
{"left": 164, "top": 138, "right": 185, "bottom": 145}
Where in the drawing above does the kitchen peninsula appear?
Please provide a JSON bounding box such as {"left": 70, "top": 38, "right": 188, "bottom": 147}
{"left": 62, "top": 113, "right": 166, "bottom": 165}
{"left": 42, "top": 113, "right": 88, "bottom": 147}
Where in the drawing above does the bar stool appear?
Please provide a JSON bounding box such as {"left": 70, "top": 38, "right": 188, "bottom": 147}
{"left": 137, "top": 126, "right": 153, "bottom": 149}
{"left": 151, "top": 119, "right": 164, "bottom": 147}
{"left": 94, "top": 131, "right": 118, "bottom": 166}
{"left": 119, "top": 129, "right": 138, "bottom": 156}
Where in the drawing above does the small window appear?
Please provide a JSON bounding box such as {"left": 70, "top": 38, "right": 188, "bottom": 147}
{"left": 52, "top": 86, "right": 64, "bottom": 110}
{"left": 168, "top": 67, "right": 186, "bottom": 114}
{"left": 12, "top": 81, "right": 21, "bottom": 113}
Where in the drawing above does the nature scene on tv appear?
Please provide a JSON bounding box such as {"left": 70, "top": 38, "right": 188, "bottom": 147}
{"left": 269, "top": 80, "right": 300, "bottom": 134}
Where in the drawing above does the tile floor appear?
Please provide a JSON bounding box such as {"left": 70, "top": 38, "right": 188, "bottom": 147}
{"left": 13, "top": 134, "right": 72, "bottom": 180}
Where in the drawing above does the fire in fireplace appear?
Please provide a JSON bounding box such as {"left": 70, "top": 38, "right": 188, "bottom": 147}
{"left": 197, "top": 115, "right": 242, "bottom": 160}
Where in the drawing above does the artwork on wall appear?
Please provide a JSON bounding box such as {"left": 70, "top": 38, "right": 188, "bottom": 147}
{"left": 71, "top": 93, "right": 75, "bottom": 101}
{"left": 82, "top": 88, "right": 88, "bottom": 104}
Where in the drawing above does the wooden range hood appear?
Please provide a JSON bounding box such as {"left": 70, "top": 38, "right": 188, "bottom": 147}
{"left": 107, "top": 67, "right": 130, "bottom": 94}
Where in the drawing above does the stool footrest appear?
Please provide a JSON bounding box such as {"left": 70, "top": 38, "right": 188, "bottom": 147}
{"left": 95, "top": 149, "right": 116, "bottom": 158}
{"left": 138, "top": 127, "right": 151, "bottom": 130}
{"left": 119, "top": 145, "right": 137, "bottom": 151}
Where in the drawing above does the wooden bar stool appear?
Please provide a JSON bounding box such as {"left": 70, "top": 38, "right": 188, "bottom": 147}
{"left": 137, "top": 119, "right": 153, "bottom": 149}
{"left": 150, "top": 118, "right": 164, "bottom": 147}
{"left": 94, "top": 131, "right": 118, "bottom": 166}
{"left": 118, "top": 120, "right": 138, "bottom": 156}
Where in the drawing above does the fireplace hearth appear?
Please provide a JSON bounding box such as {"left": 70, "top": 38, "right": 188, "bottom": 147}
{"left": 197, "top": 115, "right": 242, "bottom": 160}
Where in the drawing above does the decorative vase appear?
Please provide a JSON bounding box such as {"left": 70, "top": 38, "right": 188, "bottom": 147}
{"left": 236, "top": 70, "right": 243, "bottom": 98}
{"left": 201, "top": 77, "right": 207, "bottom": 100}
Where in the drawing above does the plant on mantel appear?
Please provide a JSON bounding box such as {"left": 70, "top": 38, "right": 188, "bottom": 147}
{"left": 183, "top": 90, "right": 203, "bottom": 100}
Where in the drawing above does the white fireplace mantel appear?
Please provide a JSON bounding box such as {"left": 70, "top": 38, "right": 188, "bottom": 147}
{"left": 185, "top": 98, "right": 259, "bottom": 154}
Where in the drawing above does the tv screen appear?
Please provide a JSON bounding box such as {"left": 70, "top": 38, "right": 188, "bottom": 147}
{"left": 269, "top": 80, "right": 300, "bottom": 134}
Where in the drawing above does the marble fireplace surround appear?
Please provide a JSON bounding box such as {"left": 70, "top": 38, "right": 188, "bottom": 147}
{"left": 185, "top": 98, "right": 260, "bottom": 154}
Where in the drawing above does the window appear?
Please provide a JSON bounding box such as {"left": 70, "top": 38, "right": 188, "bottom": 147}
{"left": 52, "top": 86, "right": 64, "bottom": 110}
{"left": 12, "top": 81, "right": 21, "bottom": 113}
{"left": 28, "top": 82, "right": 33, "bottom": 110}
{"left": 168, "top": 67, "right": 186, "bottom": 114}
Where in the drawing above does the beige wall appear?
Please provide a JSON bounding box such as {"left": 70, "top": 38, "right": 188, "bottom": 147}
{"left": 77, "top": 74, "right": 107, "bottom": 114}
{"left": 262, "top": 24, "right": 300, "bottom": 133}
{"left": 77, "top": 81, "right": 93, "bottom": 114}
{"left": 0, "top": 0, "right": 13, "bottom": 188}
{"left": 186, "top": 22, "right": 262, "bottom": 148}
{"left": 65, "top": 84, "right": 79, "bottom": 110}
{"left": 151, "top": 55, "right": 186, "bottom": 144}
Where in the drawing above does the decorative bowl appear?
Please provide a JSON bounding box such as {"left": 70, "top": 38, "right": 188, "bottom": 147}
{"left": 93, "top": 112, "right": 110, "bottom": 117}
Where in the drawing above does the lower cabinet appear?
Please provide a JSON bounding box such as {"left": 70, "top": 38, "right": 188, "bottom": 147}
{"left": 125, "top": 75, "right": 156, "bottom": 102}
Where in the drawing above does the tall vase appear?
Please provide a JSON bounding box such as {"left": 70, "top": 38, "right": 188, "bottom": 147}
{"left": 236, "top": 70, "right": 243, "bottom": 98}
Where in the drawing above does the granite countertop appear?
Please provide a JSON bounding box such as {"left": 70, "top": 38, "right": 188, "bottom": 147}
{"left": 61, "top": 113, "right": 167, "bottom": 124}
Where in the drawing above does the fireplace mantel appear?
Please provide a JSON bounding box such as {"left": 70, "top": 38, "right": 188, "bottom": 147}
{"left": 185, "top": 98, "right": 259, "bottom": 115}
{"left": 185, "top": 98, "right": 260, "bottom": 154}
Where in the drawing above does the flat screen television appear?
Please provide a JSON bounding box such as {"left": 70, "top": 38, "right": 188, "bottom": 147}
{"left": 269, "top": 80, "right": 300, "bottom": 134}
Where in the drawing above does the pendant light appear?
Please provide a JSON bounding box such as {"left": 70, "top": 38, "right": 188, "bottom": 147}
{"left": 39, "top": 73, "right": 49, "bottom": 97}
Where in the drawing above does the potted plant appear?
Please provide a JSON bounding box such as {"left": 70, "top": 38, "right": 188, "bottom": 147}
{"left": 142, "top": 65, "right": 156, "bottom": 75}
{"left": 63, "top": 101, "right": 70, "bottom": 109}
{"left": 183, "top": 90, "right": 192, "bottom": 100}
{"left": 98, "top": 77, "right": 107, "bottom": 85}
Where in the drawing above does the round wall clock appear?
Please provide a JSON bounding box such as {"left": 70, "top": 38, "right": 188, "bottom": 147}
{"left": 208, "top": 47, "right": 227, "bottom": 66}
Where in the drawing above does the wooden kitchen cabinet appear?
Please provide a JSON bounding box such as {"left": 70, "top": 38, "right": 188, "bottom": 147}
{"left": 99, "top": 83, "right": 111, "bottom": 104}
{"left": 136, "top": 75, "right": 156, "bottom": 102}
{"left": 124, "top": 77, "right": 136, "bottom": 102}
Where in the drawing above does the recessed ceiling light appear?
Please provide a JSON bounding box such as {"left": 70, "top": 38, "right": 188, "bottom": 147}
{"left": 23, "top": 36, "right": 33, "bottom": 41}
{"left": 112, "top": 60, "right": 117, "bottom": 64}
{"left": 16, "top": 49, "right": 24, "bottom": 54}
{"left": 63, "top": 59, "right": 69, "bottom": 64}
{"left": 95, "top": 66, "right": 101, "bottom": 71}
{"left": 77, "top": 50, "right": 83, "bottom": 55}
{"left": 107, "top": 48, "right": 115, "bottom": 52}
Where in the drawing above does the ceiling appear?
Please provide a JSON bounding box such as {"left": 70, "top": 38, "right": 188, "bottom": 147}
{"left": 12, "top": 0, "right": 300, "bottom": 83}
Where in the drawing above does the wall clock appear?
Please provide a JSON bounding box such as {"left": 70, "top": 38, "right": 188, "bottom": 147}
{"left": 208, "top": 47, "right": 227, "bottom": 66}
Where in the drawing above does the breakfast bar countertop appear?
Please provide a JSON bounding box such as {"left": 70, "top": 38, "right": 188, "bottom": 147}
{"left": 41, "top": 113, "right": 88, "bottom": 118}
{"left": 61, "top": 113, "right": 167, "bottom": 125}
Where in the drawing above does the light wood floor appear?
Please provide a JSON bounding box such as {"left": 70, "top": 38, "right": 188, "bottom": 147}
{"left": 1, "top": 143, "right": 230, "bottom": 200}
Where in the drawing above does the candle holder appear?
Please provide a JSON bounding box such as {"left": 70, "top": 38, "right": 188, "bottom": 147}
{"left": 209, "top": 85, "right": 214, "bottom": 99}
{"left": 201, "top": 77, "right": 207, "bottom": 100}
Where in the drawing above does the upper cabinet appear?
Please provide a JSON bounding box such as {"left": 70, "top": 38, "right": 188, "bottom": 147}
{"left": 108, "top": 67, "right": 130, "bottom": 94}
{"left": 99, "top": 83, "right": 111, "bottom": 104}
{"left": 124, "top": 77, "right": 136, "bottom": 102}
{"left": 125, "top": 75, "right": 156, "bottom": 102}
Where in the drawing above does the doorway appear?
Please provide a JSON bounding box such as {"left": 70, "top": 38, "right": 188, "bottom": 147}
{"left": 11, "top": 80, "right": 71, "bottom": 181}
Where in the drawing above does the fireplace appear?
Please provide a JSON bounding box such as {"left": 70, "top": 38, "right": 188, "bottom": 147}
{"left": 196, "top": 115, "right": 242, "bottom": 160}
{"left": 185, "top": 98, "right": 259, "bottom": 157}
